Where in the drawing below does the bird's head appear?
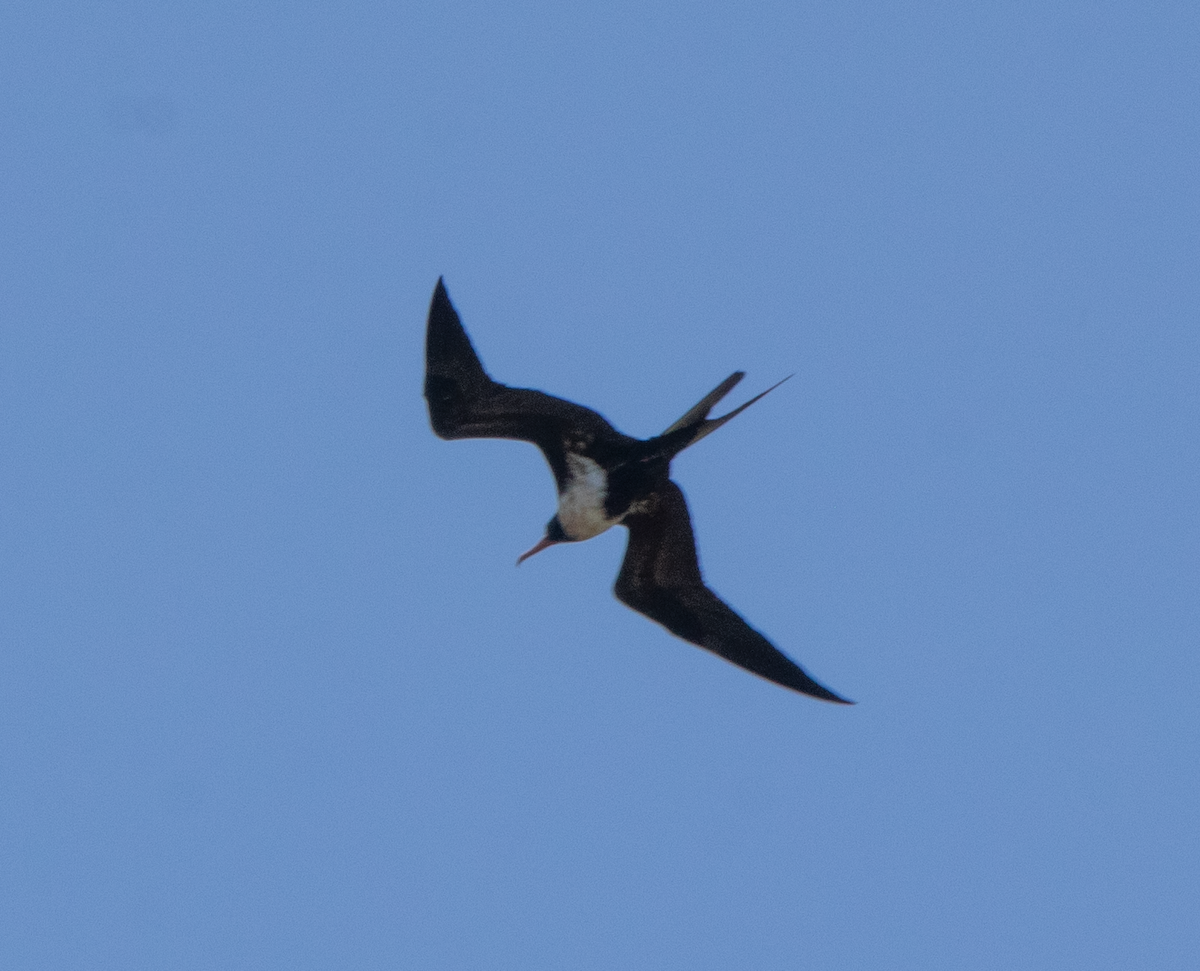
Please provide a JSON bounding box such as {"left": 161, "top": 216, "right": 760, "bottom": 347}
{"left": 516, "top": 515, "right": 570, "bottom": 565}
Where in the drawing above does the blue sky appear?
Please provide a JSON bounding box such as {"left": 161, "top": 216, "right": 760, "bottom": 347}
{"left": 3, "top": 2, "right": 1197, "bottom": 968}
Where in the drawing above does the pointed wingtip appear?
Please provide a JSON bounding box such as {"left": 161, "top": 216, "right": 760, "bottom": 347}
{"left": 428, "top": 277, "right": 456, "bottom": 322}
{"left": 803, "top": 683, "right": 855, "bottom": 705}
{"left": 425, "top": 275, "right": 492, "bottom": 405}
{"left": 785, "top": 664, "right": 853, "bottom": 704}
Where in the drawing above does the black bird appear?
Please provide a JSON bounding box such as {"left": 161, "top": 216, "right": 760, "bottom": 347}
{"left": 424, "top": 278, "right": 852, "bottom": 703}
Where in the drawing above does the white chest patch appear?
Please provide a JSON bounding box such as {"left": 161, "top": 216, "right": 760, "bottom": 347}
{"left": 557, "top": 454, "right": 617, "bottom": 540}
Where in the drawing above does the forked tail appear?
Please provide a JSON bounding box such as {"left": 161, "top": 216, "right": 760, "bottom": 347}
{"left": 659, "top": 371, "right": 793, "bottom": 456}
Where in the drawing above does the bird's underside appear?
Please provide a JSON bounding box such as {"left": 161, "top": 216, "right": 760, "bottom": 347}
{"left": 424, "top": 277, "right": 852, "bottom": 704}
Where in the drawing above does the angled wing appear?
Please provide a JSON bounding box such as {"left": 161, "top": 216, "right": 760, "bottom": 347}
{"left": 614, "top": 480, "right": 852, "bottom": 703}
{"left": 424, "top": 278, "right": 633, "bottom": 484}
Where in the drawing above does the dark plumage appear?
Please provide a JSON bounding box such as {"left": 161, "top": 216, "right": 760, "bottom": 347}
{"left": 424, "top": 277, "right": 852, "bottom": 704}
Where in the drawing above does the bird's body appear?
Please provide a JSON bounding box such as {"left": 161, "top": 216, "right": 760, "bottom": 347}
{"left": 556, "top": 454, "right": 618, "bottom": 540}
{"left": 424, "top": 277, "right": 852, "bottom": 704}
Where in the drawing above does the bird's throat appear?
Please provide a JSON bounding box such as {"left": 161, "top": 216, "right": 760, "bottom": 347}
{"left": 557, "top": 454, "right": 618, "bottom": 540}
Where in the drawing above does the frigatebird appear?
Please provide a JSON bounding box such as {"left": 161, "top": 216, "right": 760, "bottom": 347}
{"left": 424, "top": 278, "right": 852, "bottom": 703}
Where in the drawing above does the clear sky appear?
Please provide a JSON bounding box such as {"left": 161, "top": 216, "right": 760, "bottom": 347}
{"left": 3, "top": 2, "right": 1197, "bottom": 968}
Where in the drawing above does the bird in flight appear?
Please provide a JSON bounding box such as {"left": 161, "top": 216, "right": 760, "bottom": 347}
{"left": 424, "top": 278, "right": 852, "bottom": 703}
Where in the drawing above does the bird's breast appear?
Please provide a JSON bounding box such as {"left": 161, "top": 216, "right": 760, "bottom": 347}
{"left": 557, "top": 454, "right": 619, "bottom": 540}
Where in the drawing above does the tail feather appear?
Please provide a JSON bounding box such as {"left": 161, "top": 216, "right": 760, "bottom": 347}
{"left": 663, "top": 373, "right": 794, "bottom": 454}
{"left": 662, "top": 372, "right": 745, "bottom": 435}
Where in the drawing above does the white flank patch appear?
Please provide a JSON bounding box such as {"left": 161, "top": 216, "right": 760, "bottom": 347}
{"left": 557, "top": 454, "right": 616, "bottom": 540}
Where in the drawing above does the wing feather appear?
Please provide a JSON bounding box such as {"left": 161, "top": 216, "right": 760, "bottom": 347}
{"left": 615, "top": 481, "right": 852, "bottom": 703}
{"left": 424, "top": 278, "right": 632, "bottom": 484}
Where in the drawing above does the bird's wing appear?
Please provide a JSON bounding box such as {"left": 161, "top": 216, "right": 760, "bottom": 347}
{"left": 614, "top": 480, "right": 852, "bottom": 703}
{"left": 424, "top": 278, "right": 633, "bottom": 485}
